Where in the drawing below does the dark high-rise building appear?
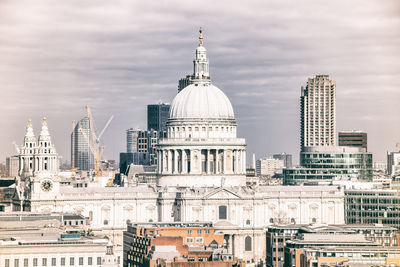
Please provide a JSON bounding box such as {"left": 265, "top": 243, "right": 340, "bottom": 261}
{"left": 273, "top": 153, "right": 293, "bottom": 168}
{"left": 339, "top": 131, "right": 367, "bottom": 150}
{"left": 147, "top": 103, "right": 170, "bottom": 131}
{"left": 71, "top": 117, "right": 94, "bottom": 171}
{"left": 119, "top": 152, "right": 150, "bottom": 174}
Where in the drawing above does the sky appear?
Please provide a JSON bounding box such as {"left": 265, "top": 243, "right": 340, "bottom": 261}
{"left": 0, "top": 0, "right": 399, "bottom": 164}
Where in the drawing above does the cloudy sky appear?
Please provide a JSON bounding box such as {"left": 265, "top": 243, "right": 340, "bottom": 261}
{"left": 0, "top": 0, "right": 399, "bottom": 164}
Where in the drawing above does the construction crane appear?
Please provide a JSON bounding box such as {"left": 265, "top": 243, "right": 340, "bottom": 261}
{"left": 71, "top": 120, "right": 76, "bottom": 174}
{"left": 79, "top": 106, "right": 113, "bottom": 179}
{"left": 12, "top": 141, "right": 20, "bottom": 154}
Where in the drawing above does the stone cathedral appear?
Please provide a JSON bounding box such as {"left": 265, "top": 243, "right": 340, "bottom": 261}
{"left": 13, "top": 30, "right": 345, "bottom": 264}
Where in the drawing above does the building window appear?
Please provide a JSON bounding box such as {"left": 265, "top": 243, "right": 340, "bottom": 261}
{"left": 246, "top": 219, "right": 251, "bottom": 225}
{"left": 42, "top": 258, "right": 47, "bottom": 266}
{"left": 70, "top": 257, "right": 74, "bottom": 266}
{"left": 15, "top": 259, "right": 19, "bottom": 267}
{"left": 5, "top": 259, "right": 10, "bottom": 267}
{"left": 197, "top": 229, "right": 202, "bottom": 234}
{"left": 88, "top": 257, "right": 92, "bottom": 265}
{"left": 33, "top": 258, "right": 38, "bottom": 266}
{"left": 104, "top": 219, "right": 109, "bottom": 225}
{"left": 219, "top": 205, "right": 227, "bottom": 220}
{"left": 51, "top": 258, "right": 56, "bottom": 266}
{"left": 188, "top": 257, "right": 195, "bottom": 262}
{"left": 97, "top": 257, "right": 101, "bottom": 265}
{"left": 205, "top": 229, "right": 210, "bottom": 234}
{"left": 79, "top": 257, "right": 83, "bottom": 265}
{"left": 24, "top": 259, "right": 28, "bottom": 267}
{"left": 187, "top": 229, "right": 192, "bottom": 234}
{"left": 186, "top": 237, "right": 194, "bottom": 243}
{"left": 61, "top": 258, "right": 65, "bottom": 266}
{"left": 245, "top": 236, "right": 252, "bottom": 251}
{"left": 196, "top": 237, "right": 204, "bottom": 243}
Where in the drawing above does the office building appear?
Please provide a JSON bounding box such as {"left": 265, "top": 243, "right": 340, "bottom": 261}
{"left": 266, "top": 224, "right": 400, "bottom": 267}
{"left": 284, "top": 233, "right": 378, "bottom": 267}
{"left": 5, "top": 156, "right": 19, "bottom": 177}
{"left": 71, "top": 117, "right": 94, "bottom": 171}
{"left": 272, "top": 153, "right": 292, "bottom": 168}
{"left": 147, "top": 103, "right": 170, "bottom": 132}
{"left": 126, "top": 128, "right": 139, "bottom": 153}
{"left": 300, "top": 75, "right": 336, "bottom": 150}
{"left": 284, "top": 146, "right": 373, "bottom": 184}
{"left": 299, "top": 246, "right": 400, "bottom": 267}
{"left": 345, "top": 188, "right": 400, "bottom": 228}
{"left": 339, "top": 131, "right": 367, "bottom": 150}
{"left": 256, "top": 157, "right": 284, "bottom": 177}
{"left": 125, "top": 129, "right": 166, "bottom": 166}
{"left": 387, "top": 150, "right": 400, "bottom": 176}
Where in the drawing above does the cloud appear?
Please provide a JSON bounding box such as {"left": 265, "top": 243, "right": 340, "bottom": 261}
{"left": 0, "top": 0, "right": 399, "bottom": 163}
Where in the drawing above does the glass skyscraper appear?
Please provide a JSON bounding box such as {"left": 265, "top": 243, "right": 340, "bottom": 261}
{"left": 147, "top": 103, "right": 170, "bottom": 132}
{"left": 71, "top": 117, "right": 94, "bottom": 171}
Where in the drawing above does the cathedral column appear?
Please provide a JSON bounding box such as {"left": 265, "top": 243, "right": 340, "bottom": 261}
{"left": 207, "top": 149, "right": 210, "bottom": 174}
{"left": 157, "top": 150, "right": 161, "bottom": 173}
{"left": 181, "top": 150, "right": 186, "bottom": 174}
{"left": 215, "top": 150, "right": 219, "bottom": 174}
{"left": 174, "top": 149, "right": 178, "bottom": 174}
{"left": 189, "top": 149, "right": 193, "bottom": 174}
{"left": 167, "top": 150, "right": 171, "bottom": 173}
{"left": 242, "top": 150, "right": 246, "bottom": 173}
{"left": 229, "top": 235, "right": 233, "bottom": 254}
{"left": 223, "top": 150, "right": 226, "bottom": 174}
{"left": 235, "top": 150, "right": 239, "bottom": 174}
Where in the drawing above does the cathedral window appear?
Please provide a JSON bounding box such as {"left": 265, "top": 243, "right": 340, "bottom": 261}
{"left": 219, "top": 205, "right": 227, "bottom": 220}
{"left": 245, "top": 236, "right": 252, "bottom": 251}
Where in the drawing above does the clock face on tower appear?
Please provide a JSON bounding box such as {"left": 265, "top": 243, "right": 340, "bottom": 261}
{"left": 41, "top": 180, "right": 53, "bottom": 192}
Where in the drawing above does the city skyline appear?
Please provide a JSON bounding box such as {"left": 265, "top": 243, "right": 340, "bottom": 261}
{"left": 1, "top": 0, "right": 399, "bottom": 163}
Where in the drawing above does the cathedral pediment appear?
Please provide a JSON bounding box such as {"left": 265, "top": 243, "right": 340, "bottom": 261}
{"left": 203, "top": 188, "right": 241, "bottom": 200}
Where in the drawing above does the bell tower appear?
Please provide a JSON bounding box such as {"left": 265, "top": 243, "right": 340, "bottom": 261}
{"left": 19, "top": 119, "right": 36, "bottom": 178}
{"left": 33, "top": 117, "right": 59, "bottom": 175}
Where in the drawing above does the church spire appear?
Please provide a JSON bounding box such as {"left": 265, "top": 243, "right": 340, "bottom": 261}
{"left": 199, "top": 27, "right": 203, "bottom": 46}
{"left": 39, "top": 117, "right": 50, "bottom": 138}
{"left": 25, "top": 119, "right": 35, "bottom": 138}
{"left": 193, "top": 27, "right": 210, "bottom": 81}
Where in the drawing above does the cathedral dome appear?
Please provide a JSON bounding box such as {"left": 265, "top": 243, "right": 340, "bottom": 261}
{"left": 169, "top": 82, "right": 234, "bottom": 120}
